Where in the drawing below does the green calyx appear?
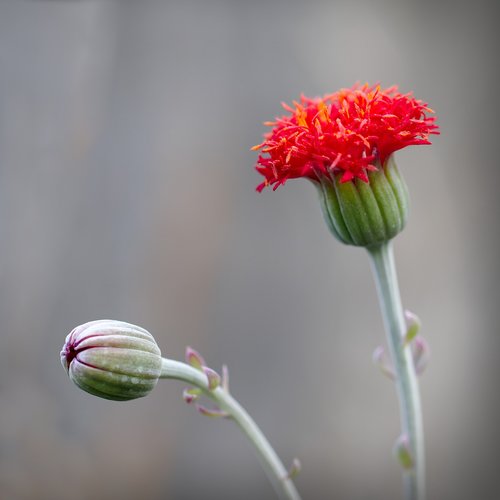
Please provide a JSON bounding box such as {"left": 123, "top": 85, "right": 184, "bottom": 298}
{"left": 317, "top": 156, "right": 409, "bottom": 247}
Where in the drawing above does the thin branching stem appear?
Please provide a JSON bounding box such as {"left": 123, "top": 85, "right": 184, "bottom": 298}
{"left": 160, "top": 359, "right": 302, "bottom": 500}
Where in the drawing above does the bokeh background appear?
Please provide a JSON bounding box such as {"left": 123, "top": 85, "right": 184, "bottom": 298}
{"left": 1, "top": 1, "right": 499, "bottom": 499}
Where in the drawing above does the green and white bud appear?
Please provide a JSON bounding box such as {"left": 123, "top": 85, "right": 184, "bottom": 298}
{"left": 60, "top": 320, "right": 162, "bottom": 401}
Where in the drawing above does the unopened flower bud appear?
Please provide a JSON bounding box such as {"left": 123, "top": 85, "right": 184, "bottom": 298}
{"left": 60, "top": 320, "right": 162, "bottom": 401}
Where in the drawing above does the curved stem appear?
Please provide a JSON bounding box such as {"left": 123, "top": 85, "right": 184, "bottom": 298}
{"left": 160, "top": 359, "right": 302, "bottom": 500}
{"left": 367, "top": 241, "right": 425, "bottom": 500}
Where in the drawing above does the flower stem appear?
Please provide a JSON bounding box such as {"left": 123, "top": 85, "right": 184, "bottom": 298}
{"left": 367, "top": 241, "right": 425, "bottom": 500}
{"left": 160, "top": 358, "right": 302, "bottom": 500}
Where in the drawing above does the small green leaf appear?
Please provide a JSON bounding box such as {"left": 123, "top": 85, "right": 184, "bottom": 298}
{"left": 403, "top": 310, "right": 421, "bottom": 347}
{"left": 284, "top": 458, "right": 301, "bottom": 480}
{"left": 196, "top": 404, "right": 228, "bottom": 418}
{"left": 183, "top": 387, "right": 201, "bottom": 404}
{"left": 394, "top": 435, "right": 414, "bottom": 470}
{"left": 372, "top": 345, "right": 395, "bottom": 380}
{"left": 185, "top": 347, "right": 206, "bottom": 371}
{"left": 203, "top": 367, "right": 221, "bottom": 391}
{"left": 412, "top": 336, "right": 430, "bottom": 375}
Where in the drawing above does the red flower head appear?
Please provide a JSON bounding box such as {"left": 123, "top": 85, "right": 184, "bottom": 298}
{"left": 253, "top": 83, "right": 439, "bottom": 192}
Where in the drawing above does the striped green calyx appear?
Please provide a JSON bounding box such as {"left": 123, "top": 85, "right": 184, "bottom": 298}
{"left": 316, "top": 156, "right": 409, "bottom": 247}
{"left": 61, "top": 320, "right": 162, "bottom": 401}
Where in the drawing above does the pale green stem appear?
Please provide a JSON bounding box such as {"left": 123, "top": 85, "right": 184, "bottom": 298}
{"left": 160, "top": 358, "right": 302, "bottom": 500}
{"left": 367, "top": 241, "right": 425, "bottom": 500}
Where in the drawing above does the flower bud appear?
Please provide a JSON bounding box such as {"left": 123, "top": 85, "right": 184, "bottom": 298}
{"left": 317, "top": 156, "right": 409, "bottom": 247}
{"left": 60, "top": 320, "right": 162, "bottom": 401}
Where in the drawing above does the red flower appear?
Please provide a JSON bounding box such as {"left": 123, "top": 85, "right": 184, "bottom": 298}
{"left": 253, "top": 83, "right": 439, "bottom": 191}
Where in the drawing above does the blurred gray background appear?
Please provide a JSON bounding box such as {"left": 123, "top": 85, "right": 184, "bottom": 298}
{"left": 0, "top": 0, "right": 498, "bottom": 499}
